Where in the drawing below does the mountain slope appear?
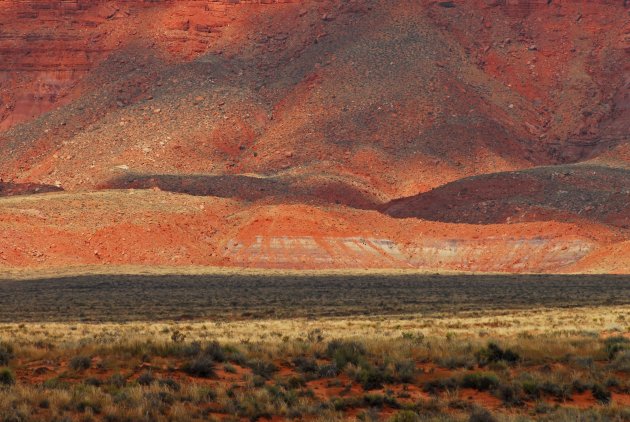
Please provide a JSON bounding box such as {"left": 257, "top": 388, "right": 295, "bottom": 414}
{"left": 0, "top": 0, "right": 628, "bottom": 273}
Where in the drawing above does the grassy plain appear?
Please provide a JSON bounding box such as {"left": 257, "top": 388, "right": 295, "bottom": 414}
{"left": 0, "top": 273, "right": 628, "bottom": 421}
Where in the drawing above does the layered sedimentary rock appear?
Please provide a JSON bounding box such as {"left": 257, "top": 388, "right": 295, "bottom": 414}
{"left": 0, "top": 0, "right": 627, "bottom": 273}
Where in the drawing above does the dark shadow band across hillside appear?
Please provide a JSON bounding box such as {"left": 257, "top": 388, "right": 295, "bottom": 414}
{"left": 102, "top": 172, "right": 382, "bottom": 210}
{"left": 382, "top": 165, "right": 630, "bottom": 228}
{"left": 0, "top": 273, "right": 627, "bottom": 323}
{"left": 0, "top": 182, "right": 63, "bottom": 197}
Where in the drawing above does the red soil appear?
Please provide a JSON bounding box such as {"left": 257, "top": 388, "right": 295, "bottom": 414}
{"left": 13, "top": 356, "right": 630, "bottom": 419}
{"left": 0, "top": 0, "right": 628, "bottom": 273}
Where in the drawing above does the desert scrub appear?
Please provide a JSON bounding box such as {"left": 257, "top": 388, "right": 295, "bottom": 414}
{"left": 393, "top": 359, "right": 416, "bottom": 383}
{"left": 326, "top": 340, "right": 368, "bottom": 369}
{"left": 494, "top": 382, "right": 524, "bottom": 406}
{"left": 468, "top": 407, "right": 498, "bottom": 422}
{"left": 423, "top": 377, "right": 459, "bottom": 395}
{"left": 591, "top": 383, "right": 611, "bottom": 403}
{"left": 0, "top": 341, "right": 13, "bottom": 366}
{"left": 0, "top": 308, "right": 627, "bottom": 420}
{"left": 223, "top": 363, "right": 237, "bottom": 374}
{"left": 181, "top": 341, "right": 242, "bottom": 378}
{"left": 611, "top": 350, "right": 630, "bottom": 373}
{"left": 476, "top": 342, "right": 519, "bottom": 366}
{"left": 460, "top": 373, "right": 500, "bottom": 391}
{"left": 0, "top": 367, "right": 15, "bottom": 386}
{"left": 70, "top": 355, "right": 92, "bottom": 371}
{"left": 247, "top": 359, "right": 278, "bottom": 379}
{"left": 353, "top": 364, "right": 390, "bottom": 390}
{"left": 292, "top": 356, "right": 319, "bottom": 375}
{"left": 183, "top": 355, "right": 217, "bottom": 378}
{"left": 605, "top": 336, "right": 630, "bottom": 360}
{"left": 137, "top": 370, "right": 155, "bottom": 386}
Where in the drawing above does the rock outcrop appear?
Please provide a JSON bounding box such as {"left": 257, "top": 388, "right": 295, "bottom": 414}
{"left": 0, "top": 0, "right": 627, "bottom": 273}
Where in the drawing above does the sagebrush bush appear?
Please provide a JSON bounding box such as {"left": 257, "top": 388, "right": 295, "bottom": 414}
{"left": 159, "top": 378, "right": 181, "bottom": 391}
{"left": 248, "top": 359, "right": 278, "bottom": 379}
{"left": 326, "top": 340, "right": 367, "bottom": 369}
{"left": 495, "top": 382, "right": 523, "bottom": 406}
{"left": 540, "top": 381, "right": 572, "bottom": 401}
{"left": 591, "top": 384, "right": 611, "bottom": 403}
{"left": 604, "top": 337, "right": 629, "bottom": 360}
{"left": 393, "top": 360, "right": 415, "bottom": 383}
{"left": 183, "top": 355, "right": 217, "bottom": 378}
{"left": 388, "top": 410, "right": 420, "bottom": 422}
{"left": 611, "top": 350, "right": 630, "bottom": 373}
{"left": 423, "top": 377, "right": 458, "bottom": 395}
{"left": 460, "top": 373, "right": 499, "bottom": 391}
{"left": 0, "top": 367, "right": 15, "bottom": 386}
{"left": 468, "top": 407, "right": 498, "bottom": 422}
{"left": 69, "top": 355, "right": 91, "bottom": 371}
{"left": 137, "top": 371, "right": 155, "bottom": 386}
{"left": 476, "top": 342, "right": 519, "bottom": 366}
{"left": 0, "top": 342, "right": 14, "bottom": 366}
{"left": 355, "top": 365, "right": 387, "bottom": 390}
{"left": 108, "top": 373, "right": 126, "bottom": 388}
{"left": 201, "top": 341, "right": 226, "bottom": 362}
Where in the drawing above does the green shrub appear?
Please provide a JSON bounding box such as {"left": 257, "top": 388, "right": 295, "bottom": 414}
{"left": 356, "top": 365, "right": 387, "bottom": 390}
{"left": 389, "top": 410, "right": 420, "bottom": 422}
{"left": 0, "top": 342, "right": 13, "bottom": 366}
{"left": 522, "top": 380, "right": 541, "bottom": 398}
{"left": 476, "top": 342, "right": 519, "bottom": 366}
{"left": 460, "top": 373, "right": 500, "bottom": 391}
{"left": 362, "top": 393, "right": 398, "bottom": 408}
{"left": 222, "top": 344, "right": 246, "bottom": 365}
{"left": 591, "top": 384, "right": 611, "bottom": 403}
{"left": 108, "top": 373, "right": 126, "bottom": 388}
{"left": 201, "top": 341, "right": 226, "bottom": 362}
{"left": 84, "top": 377, "right": 102, "bottom": 387}
{"left": 43, "top": 377, "right": 69, "bottom": 389}
{"left": 611, "top": 350, "right": 630, "bottom": 373}
{"left": 292, "top": 356, "right": 318, "bottom": 374}
{"left": 137, "top": 371, "right": 155, "bottom": 386}
{"left": 159, "top": 378, "right": 181, "bottom": 391}
{"left": 423, "top": 377, "right": 458, "bottom": 395}
{"left": 248, "top": 359, "right": 278, "bottom": 379}
{"left": 469, "top": 407, "right": 498, "bottom": 422}
{"left": 178, "top": 341, "right": 202, "bottom": 357}
{"left": 394, "top": 360, "right": 416, "bottom": 383}
{"left": 0, "top": 367, "right": 15, "bottom": 386}
{"left": 604, "top": 337, "right": 629, "bottom": 360}
{"left": 533, "top": 401, "right": 555, "bottom": 414}
{"left": 540, "top": 381, "right": 572, "bottom": 401}
{"left": 170, "top": 329, "right": 186, "bottom": 343}
{"left": 283, "top": 375, "right": 306, "bottom": 389}
{"left": 326, "top": 340, "right": 367, "bottom": 369}
{"left": 318, "top": 363, "right": 339, "bottom": 378}
{"left": 183, "top": 356, "right": 216, "bottom": 378}
{"left": 252, "top": 375, "right": 266, "bottom": 387}
{"left": 439, "top": 355, "right": 475, "bottom": 370}
{"left": 495, "top": 383, "right": 523, "bottom": 406}
{"left": 69, "top": 355, "right": 92, "bottom": 371}
{"left": 571, "top": 379, "right": 588, "bottom": 394}
{"left": 401, "top": 332, "right": 424, "bottom": 344}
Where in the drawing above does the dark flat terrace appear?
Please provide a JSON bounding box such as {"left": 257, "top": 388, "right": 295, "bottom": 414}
{"left": 0, "top": 274, "right": 628, "bottom": 322}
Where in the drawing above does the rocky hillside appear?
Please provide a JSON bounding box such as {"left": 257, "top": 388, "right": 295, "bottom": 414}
{"left": 0, "top": 0, "right": 628, "bottom": 273}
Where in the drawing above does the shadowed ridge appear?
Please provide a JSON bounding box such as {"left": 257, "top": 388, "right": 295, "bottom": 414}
{"left": 0, "top": 182, "right": 63, "bottom": 197}
{"left": 383, "top": 165, "right": 630, "bottom": 229}
{"left": 101, "top": 172, "right": 383, "bottom": 210}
